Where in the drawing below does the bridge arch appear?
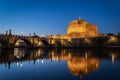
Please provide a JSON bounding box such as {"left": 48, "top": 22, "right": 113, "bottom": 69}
{"left": 54, "top": 41, "right": 61, "bottom": 47}
{"left": 14, "top": 39, "right": 31, "bottom": 47}
{"left": 37, "top": 40, "right": 49, "bottom": 47}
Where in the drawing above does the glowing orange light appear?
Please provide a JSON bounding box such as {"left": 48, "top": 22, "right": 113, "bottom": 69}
{"left": 109, "top": 36, "right": 117, "bottom": 42}
{"left": 47, "top": 19, "right": 100, "bottom": 39}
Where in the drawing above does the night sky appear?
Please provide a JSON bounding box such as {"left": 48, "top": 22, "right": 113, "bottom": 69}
{"left": 0, "top": 0, "right": 120, "bottom": 36}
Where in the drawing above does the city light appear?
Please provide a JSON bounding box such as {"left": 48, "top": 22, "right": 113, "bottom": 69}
{"left": 16, "top": 62, "right": 19, "bottom": 66}
{"left": 111, "top": 54, "right": 117, "bottom": 63}
{"left": 38, "top": 41, "right": 45, "bottom": 47}
{"left": 16, "top": 62, "right": 23, "bottom": 68}
{"left": 109, "top": 36, "right": 118, "bottom": 42}
{"left": 84, "top": 38, "right": 91, "bottom": 45}
{"left": 85, "top": 52, "right": 88, "bottom": 59}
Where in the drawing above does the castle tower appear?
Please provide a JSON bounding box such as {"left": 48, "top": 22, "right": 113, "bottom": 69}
{"left": 67, "top": 19, "right": 99, "bottom": 38}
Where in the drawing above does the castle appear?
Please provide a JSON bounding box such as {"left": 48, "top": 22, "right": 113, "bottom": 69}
{"left": 47, "top": 19, "right": 101, "bottom": 39}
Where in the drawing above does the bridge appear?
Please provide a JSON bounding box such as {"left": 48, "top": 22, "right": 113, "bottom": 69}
{"left": 0, "top": 32, "right": 120, "bottom": 48}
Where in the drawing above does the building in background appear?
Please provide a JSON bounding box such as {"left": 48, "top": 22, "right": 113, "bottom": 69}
{"left": 47, "top": 19, "right": 102, "bottom": 39}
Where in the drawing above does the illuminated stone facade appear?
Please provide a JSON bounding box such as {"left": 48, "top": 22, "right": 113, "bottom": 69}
{"left": 47, "top": 19, "right": 100, "bottom": 39}
{"left": 67, "top": 20, "right": 99, "bottom": 38}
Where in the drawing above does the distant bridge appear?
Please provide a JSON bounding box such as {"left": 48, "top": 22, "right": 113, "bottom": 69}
{"left": 0, "top": 33, "right": 120, "bottom": 48}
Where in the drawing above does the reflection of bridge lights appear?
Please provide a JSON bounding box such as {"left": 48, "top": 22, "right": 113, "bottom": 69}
{"left": 16, "top": 55, "right": 21, "bottom": 59}
{"left": 20, "top": 64, "right": 23, "bottom": 67}
{"left": 96, "top": 63, "right": 98, "bottom": 67}
{"left": 85, "top": 68, "right": 88, "bottom": 72}
{"left": 37, "top": 59, "right": 40, "bottom": 62}
{"left": 37, "top": 49, "right": 42, "bottom": 54}
{"left": 56, "top": 56, "right": 58, "bottom": 61}
{"left": 68, "top": 53, "right": 71, "bottom": 59}
{"left": 111, "top": 54, "right": 116, "bottom": 63}
{"left": 85, "top": 52, "right": 88, "bottom": 59}
{"left": 14, "top": 48, "right": 26, "bottom": 59}
{"left": 16, "top": 62, "right": 23, "bottom": 67}
{"left": 41, "top": 60, "right": 44, "bottom": 64}
{"left": 17, "top": 62, "right": 19, "bottom": 66}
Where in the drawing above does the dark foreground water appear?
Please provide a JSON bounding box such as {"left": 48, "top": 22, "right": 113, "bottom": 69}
{"left": 0, "top": 48, "right": 120, "bottom": 80}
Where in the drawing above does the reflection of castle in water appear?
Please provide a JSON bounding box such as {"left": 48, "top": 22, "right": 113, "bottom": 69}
{"left": 48, "top": 49, "right": 120, "bottom": 77}
{"left": 49, "top": 49, "right": 99, "bottom": 77}
{"left": 0, "top": 48, "right": 120, "bottom": 77}
{"left": 67, "top": 57, "right": 99, "bottom": 76}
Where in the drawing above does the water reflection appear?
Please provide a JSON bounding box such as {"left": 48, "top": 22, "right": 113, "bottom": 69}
{"left": 14, "top": 48, "right": 26, "bottom": 59}
{"left": 67, "top": 57, "right": 99, "bottom": 77}
{"left": 48, "top": 49, "right": 120, "bottom": 79}
{"left": 48, "top": 49, "right": 100, "bottom": 77}
{"left": 0, "top": 48, "right": 120, "bottom": 79}
{"left": 0, "top": 48, "right": 48, "bottom": 69}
